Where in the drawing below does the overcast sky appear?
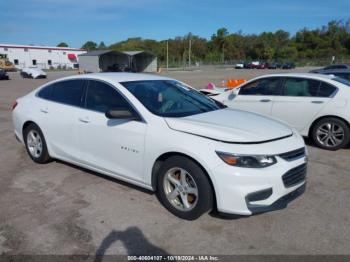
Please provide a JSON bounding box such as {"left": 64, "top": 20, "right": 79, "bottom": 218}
{"left": 0, "top": 0, "right": 348, "bottom": 47}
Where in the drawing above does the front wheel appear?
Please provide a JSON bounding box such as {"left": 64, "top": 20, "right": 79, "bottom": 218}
{"left": 311, "top": 117, "right": 350, "bottom": 150}
{"left": 24, "top": 123, "right": 52, "bottom": 163}
{"left": 157, "top": 156, "right": 213, "bottom": 220}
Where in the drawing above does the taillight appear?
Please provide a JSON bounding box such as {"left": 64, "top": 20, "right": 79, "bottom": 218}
{"left": 12, "top": 101, "right": 18, "bottom": 111}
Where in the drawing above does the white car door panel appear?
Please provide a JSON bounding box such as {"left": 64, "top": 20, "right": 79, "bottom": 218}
{"left": 227, "top": 95, "right": 274, "bottom": 116}
{"left": 35, "top": 79, "right": 86, "bottom": 162}
{"left": 223, "top": 77, "right": 282, "bottom": 117}
{"left": 271, "top": 77, "right": 335, "bottom": 132}
{"left": 79, "top": 80, "right": 146, "bottom": 182}
{"left": 272, "top": 97, "right": 329, "bottom": 132}
{"left": 79, "top": 112, "right": 146, "bottom": 182}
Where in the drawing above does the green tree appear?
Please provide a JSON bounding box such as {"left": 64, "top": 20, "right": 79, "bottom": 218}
{"left": 81, "top": 41, "right": 97, "bottom": 51}
{"left": 97, "top": 41, "right": 107, "bottom": 49}
{"left": 57, "top": 42, "right": 68, "bottom": 47}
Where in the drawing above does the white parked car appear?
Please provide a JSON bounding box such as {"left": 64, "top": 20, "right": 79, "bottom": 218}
{"left": 20, "top": 67, "right": 47, "bottom": 79}
{"left": 12, "top": 73, "right": 307, "bottom": 220}
{"left": 234, "top": 62, "right": 244, "bottom": 69}
{"left": 212, "top": 73, "right": 350, "bottom": 150}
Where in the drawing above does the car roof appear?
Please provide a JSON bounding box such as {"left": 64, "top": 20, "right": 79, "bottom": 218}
{"left": 318, "top": 69, "right": 350, "bottom": 73}
{"left": 325, "top": 64, "right": 350, "bottom": 67}
{"left": 253, "top": 72, "right": 335, "bottom": 80}
{"left": 61, "top": 72, "right": 173, "bottom": 83}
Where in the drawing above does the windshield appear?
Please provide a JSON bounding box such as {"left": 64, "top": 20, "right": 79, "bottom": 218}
{"left": 333, "top": 77, "right": 350, "bottom": 87}
{"left": 121, "top": 80, "right": 225, "bottom": 117}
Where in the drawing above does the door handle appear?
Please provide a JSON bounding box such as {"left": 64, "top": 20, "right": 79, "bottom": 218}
{"left": 311, "top": 101, "right": 324, "bottom": 104}
{"left": 40, "top": 108, "right": 49, "bottom": 113}
{"left": 260, "top": 99, "right": 271, "bottom": 102}
{"left": 78, "top": 117, "right": 90, "bottom": 123}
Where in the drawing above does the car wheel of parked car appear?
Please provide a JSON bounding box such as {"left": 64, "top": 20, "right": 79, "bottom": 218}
{"left": 157, "top": 156, "right": 213, "bottom": 220}
{"left": 312, "top": 117, "right": 350, "bottom": 150}
{"left": 24, "top": 123, "right": 52, "bottom": 163}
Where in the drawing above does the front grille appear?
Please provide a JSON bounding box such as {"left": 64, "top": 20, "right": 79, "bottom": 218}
{"left": 282, "top": 164, "right": 307, "bottom": 188}
{"left": 279, "top": 147, "right": 305, "bottom": 161}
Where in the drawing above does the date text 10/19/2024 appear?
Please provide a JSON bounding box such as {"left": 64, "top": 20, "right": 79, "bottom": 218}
{"left": 128, "top": 255, "right": 219, "bottom": 261}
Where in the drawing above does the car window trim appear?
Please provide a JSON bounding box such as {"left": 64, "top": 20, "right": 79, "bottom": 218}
{"left": 83, "top": 78, "right": 146, "bottom": 123}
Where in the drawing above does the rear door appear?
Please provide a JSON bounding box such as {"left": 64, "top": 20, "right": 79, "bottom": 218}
{"left": 38, "top": 79, "right": 87, "bottom": 162}
{"left": 271, "top": 77, "right": 336, "bottom": 132}
{"left": 224, "top": 77, "right": 282, "bottom": 116}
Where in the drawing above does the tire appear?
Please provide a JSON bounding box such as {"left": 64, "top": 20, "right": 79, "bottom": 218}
{"left": 23, "top": 123, "right": 52, "bottom": 163}
{"left": 311, "top": 117, "right": 350, "bottom": 150}
{"left": 156, "top": 156, "right": 213, "bottom": 220}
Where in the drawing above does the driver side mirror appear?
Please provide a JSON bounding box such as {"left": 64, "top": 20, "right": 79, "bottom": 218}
{"left": 105, "top": 109, "right": 139, "bottom": 121}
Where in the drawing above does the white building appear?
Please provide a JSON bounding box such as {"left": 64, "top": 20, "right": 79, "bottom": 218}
{"left": 0, "top": 44, "right": 86, "bottom": 69}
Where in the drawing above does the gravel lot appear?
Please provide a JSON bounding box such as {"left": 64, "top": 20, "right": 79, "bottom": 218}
{"left": 0, "top": 68, "right": 349, "bottom": 256}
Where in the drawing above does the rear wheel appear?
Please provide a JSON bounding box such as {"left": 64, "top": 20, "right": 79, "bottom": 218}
{"left": 24, "top": 123, "right": 52, "bottom": 163}
{"left": 312, "top": 117, "right": 350, "bottom": 150}
{"left": 157, "top": 156, "right": 213, "bottom": 220}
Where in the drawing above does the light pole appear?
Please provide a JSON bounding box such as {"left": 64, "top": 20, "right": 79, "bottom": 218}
{"left": 166, "top": 40, "right": 169, "bottom": 71}
{"left": 188, "top": 38, "right": 191, "bottom": 68}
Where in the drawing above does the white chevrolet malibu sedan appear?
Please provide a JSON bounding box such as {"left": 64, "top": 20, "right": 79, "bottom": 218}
{"left": 210, "top": 73, "right": 350, "bottom": 150}
{"left": 12, "top": 73, "right": 307, "bottom": 220}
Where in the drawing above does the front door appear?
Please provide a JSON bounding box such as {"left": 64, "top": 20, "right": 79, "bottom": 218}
{"left": 224, "top": 77, "right": 282, "bottom": 117}
{"left": 78, "top": 79, "right": 146, "bottom": 183}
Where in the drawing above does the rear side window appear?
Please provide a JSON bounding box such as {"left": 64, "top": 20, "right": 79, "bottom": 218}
{"left": 85, "top": 80, "right": 133, "bottom": 113}
{"left": 38, "top": 85, "right": 54, "bottom": 100}
{"left": 51, "top": 80, "right": 85, "bottom": 107}
{"left": 239, "top": 77, "right": 281, "bottom": 96}
{"left": 282, "top": 78, "right": 320, "bottom": 97}
{"left": 318, "top": 82, "right": 337, "bottom": 97}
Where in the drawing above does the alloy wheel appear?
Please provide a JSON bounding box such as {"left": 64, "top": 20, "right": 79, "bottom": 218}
{"left": 163, "top": 167, "right": 199, "bottom": 211}
{"left": 316, "top": 122, "right": 345, "bottom": 148}
{"left": 26, "top": 130, "right": 43, "bottom": 158}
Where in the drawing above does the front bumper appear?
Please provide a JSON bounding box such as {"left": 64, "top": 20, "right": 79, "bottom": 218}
{"left": 210, "top": 145, "right": 307, "bottom": 216}
{"left": 246, "top": 183, "right": 306, "bottom": 214}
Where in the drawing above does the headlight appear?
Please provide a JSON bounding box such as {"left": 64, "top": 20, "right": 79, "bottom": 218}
{"left": 216, "top": 151, "right": 277, "bottom": 168}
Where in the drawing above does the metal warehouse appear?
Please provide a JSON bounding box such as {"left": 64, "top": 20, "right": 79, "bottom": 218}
{"left": 78, "top": 50, "right": 157, "bottom": 73}
{"left": 0, "top": 44, "right": 86, "bottom": 69}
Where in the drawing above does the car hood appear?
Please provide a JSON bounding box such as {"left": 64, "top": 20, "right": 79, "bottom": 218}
{"left": 164, "top": 108, "right": 293, "bottom": 143}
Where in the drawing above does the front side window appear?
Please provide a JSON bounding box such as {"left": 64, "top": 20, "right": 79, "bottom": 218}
{"left": 85, "top": 80, "right": 133, "bottom": 113}
{"left": 51, "top": 80, "right": 85, "bottom": 106}
{"left": 239, "top": 78, "right": 281, "bottom": 96}
{"left": 121, "top": 80, "right": 224, "bottom": 117}
{"left": 282, "top": 78, "right": 320, "bottom": 97}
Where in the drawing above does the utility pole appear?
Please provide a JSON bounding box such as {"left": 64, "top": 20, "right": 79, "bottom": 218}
{"left": 188, "top": 38, "right": 191, "bottom": 68}
{"left": 222, "top": 43, "right": 225, "bottom": 63}
{"left": 166, "top": 40, "right": 169, "bottom": 71}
